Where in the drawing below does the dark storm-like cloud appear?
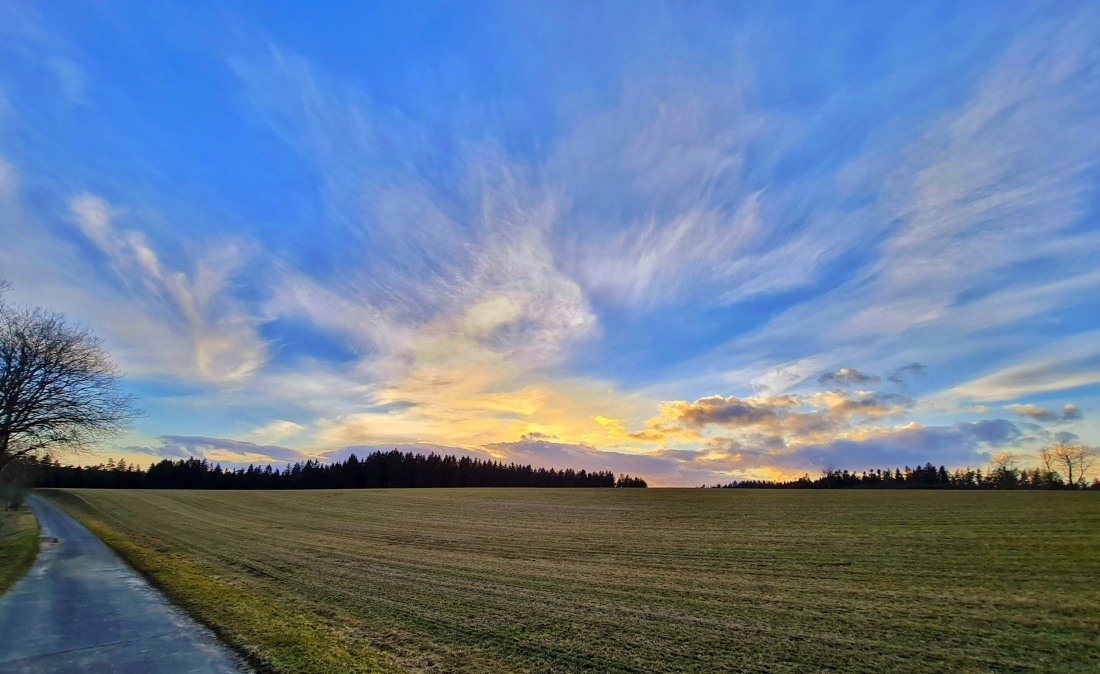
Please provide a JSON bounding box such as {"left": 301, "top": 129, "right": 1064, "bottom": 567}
{"left": 485, "top": 440, "right": 670, "bottom": 475}
{"left": 155, "top": 435, "right": 310, "bottom": 463}
{"left": 1054, "top": 431, "right": 1080, "bottom": 443}
{"left": 678, "top": 397, "right": 779, "bottom": 427}
{"left": 771, "top": 419, "right": 1022, "bottom": 473}
{"left": 123, "top": 444, "right": 191, "bottom": 459}
{"left": 886, "top": 362, "right": 926, "bottom": 385}
{"left": 821, "top": 392, "right": 914, "bottom": 418}
{"left": 631, "top": 390, "right": 921, "bottom": 445}
{"left": 1004, "top": 403, "right": 1083, "bottom": 423}
{"left": 521, "top": 432, "right": 556, "bottom": 441}
{"left": 1061, "top": 404, "right": 1083, "bottom": 421}
{"left": 817, "top": 368, "right": 879, "bottom": 387}
{"left": 966, "top": 419, "right": 1023, "bottom": 444}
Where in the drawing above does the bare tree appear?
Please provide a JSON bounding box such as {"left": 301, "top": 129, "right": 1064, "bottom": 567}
{"left": 1038, "top": 442, "right": 1097, "bottom": 487}
{"left": 0, "top": 287, "right": 140, "bottom": 475}
{"left": 989, "top": 452, "right": 1020, "bottom": 472}
{"left": 985, "top": 451, "right": 1022, "bottom": 488}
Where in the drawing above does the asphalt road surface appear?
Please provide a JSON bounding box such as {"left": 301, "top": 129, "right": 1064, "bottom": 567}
{"left": 0, "top": 494, "right": 247, "bottom": 673}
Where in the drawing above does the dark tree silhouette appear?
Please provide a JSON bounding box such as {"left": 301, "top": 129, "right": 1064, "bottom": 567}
{"left": 27, "top": 449, "right": 630, "bottom": 489}
{"left": 1039, "top": 441, "right": 1097, "bottom": 487}
{"left": 0, "top": 285, "right": 140, "bottom": 477}
{"left": 615, "top": 473, "right": 648, "bottom": 488}
{"left": 713, "top": 460, "right": 1090, "bottom": 490}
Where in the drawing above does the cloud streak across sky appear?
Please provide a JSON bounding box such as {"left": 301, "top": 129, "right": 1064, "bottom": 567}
{"left": 0, "top": 1, "right": 1097, "bottom": 484}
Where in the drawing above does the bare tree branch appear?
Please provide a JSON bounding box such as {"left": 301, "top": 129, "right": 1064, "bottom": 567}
{"left": 1, "top": 294, "right": 141, "bottom": 472}
{"left": 1037, "top": 441, "right": 1097, "bottom": 487}
{"left": 989, "top": 452, "right": 1020, "bottom": 472}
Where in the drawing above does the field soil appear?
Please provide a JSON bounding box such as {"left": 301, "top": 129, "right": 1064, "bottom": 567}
{"left": 44, "top": 489, "right": 1100, "bottom": 673}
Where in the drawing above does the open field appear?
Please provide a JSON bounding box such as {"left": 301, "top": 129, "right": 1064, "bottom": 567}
{"left": 45, "top": 489, "right": 1099, "bottom": 673}
{"left": 0, "top": 504, "right": 39, "bottom": 595}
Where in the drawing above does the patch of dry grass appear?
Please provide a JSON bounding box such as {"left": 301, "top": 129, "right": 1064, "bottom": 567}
{"left": 45, "top": 489, "right": 1100, "bottom": 673}
{"left": 0, "top": 504, "right": 39, "bottom": 595}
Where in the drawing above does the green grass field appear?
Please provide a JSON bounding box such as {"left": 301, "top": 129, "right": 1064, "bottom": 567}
{"left": 0, "top": 504, "right": 39, "bottom": 595}
{"left": 46, "top": 489, "right": 1099, "bottom": 673}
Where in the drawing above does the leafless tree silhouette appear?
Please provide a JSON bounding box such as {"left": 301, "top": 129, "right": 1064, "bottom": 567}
{"left": 0, "top": 283, "right": 140, "bottom": 476}
{"left": 988, "top": 452, "right": 1020, "bottom": 472}
{"left": 1037, "top": 441, "right": 1097, "bottom": 487}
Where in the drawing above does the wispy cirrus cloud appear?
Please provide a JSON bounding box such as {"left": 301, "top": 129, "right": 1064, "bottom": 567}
{"left": 67, "top": 192, "right": 267, "bottom": 383}
{"left": 2, "top": 3, "right": 1098, "bottom": 486}
{"left": 166, "top": 9, "right": 1100, "bottom": 476}
{"left": 549, "top": 79, "right": 854, "bottom": 309}
{"left": 0, "top": 2, "right": 89, "bottom": 105}
{"left": 227, "top": 46, "right": 638, "bottom": 452}
{"left": 946, "top": 331, "right": 1100, "bottom": 402}
{"left": 0, "top": 153, "right": 267, "bottom": 387}
{"left": 886, "top": 363, "right": 926, "bottom": 385}
{"left": 719, "top": 11, "right": 1100, "bottom": 375}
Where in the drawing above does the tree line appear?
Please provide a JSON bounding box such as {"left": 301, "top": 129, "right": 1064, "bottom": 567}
{"left": 22, "top": 450, "right": 648, "bottom": 489}
{"left": 713, "top": 460, "right": 1099, "bottom": 490}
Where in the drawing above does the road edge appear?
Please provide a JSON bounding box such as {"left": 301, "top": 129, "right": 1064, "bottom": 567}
{"left": 0, "top": 498, "right": 39, "bottom": 595}
{"left": 38, "top": 489, "right": 396, "bottom": 674}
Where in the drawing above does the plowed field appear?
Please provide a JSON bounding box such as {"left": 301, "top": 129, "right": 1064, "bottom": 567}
{"left": 47, "top": 489, "right": 1100, "bottom": 673}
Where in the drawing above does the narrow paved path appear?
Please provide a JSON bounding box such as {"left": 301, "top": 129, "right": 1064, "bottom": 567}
{"left": 0, "top": 495, "right": 247, "bottom": 673}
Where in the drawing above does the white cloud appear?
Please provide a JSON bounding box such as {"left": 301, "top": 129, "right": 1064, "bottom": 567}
{"left": 233, "top": 47, "right": 612, "bottom": 451}
{"left": 67, "top": 192, "right": 268, "bottom": 383}
{"left": 846, "top": 15, "right": 1100, "bottom": 338}
{"left": 1, "top": 164, "right": 269, "bottom": 388}
{"left": 549, "top": 82, "right": 850, "bottom": 308}
{"left": 7, "top": 12, "right": 1100, "bottom": 488}
{"left": 950, "top": 360, "right": 1100, "bottom": 403}
{"left": 716, "top": 9, "right": 1100, "bottom": 384}
{"left": 247, "top": 419, "right": 306, "bottom": 444}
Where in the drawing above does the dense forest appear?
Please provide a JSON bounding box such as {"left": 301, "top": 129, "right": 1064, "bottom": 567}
{"left": 14, "top": 454, "right": 1100, "bottom": 492}
{"left": 715, "top": 463, "right": 1100, "bottom": 489}
{"left": 23, "top": 450, "right": 648, "bottom": 489}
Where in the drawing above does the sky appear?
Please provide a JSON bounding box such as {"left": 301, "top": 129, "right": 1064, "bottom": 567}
{"left": 1, "top": 1, "right": 1098, "bottom": 486}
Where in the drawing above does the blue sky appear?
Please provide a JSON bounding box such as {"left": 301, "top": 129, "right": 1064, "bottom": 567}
{"left": 1, "top": 1, "right": 1097, "bottom": 485}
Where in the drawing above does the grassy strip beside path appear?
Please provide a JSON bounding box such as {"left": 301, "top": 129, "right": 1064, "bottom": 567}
{"left": 41, "top": 490, "right": 399, "bottom": 674}
{"left": 0, "top": 502, "right": 39, "bottom": 595}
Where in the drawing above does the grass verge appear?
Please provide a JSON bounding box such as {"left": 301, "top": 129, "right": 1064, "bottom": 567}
{"left": 41, "top": 490, "right": 398, "bottom": 674}
{"left": 0, "top": 503, "right": 39, "bottom": 595}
